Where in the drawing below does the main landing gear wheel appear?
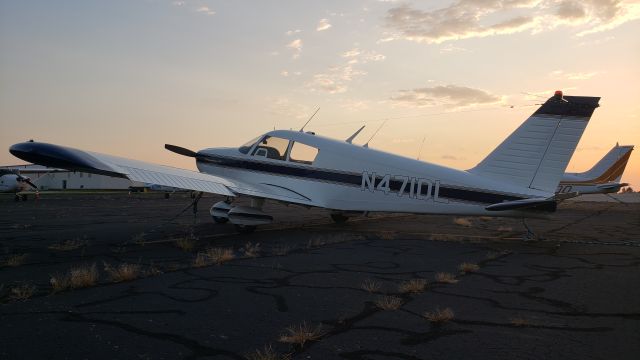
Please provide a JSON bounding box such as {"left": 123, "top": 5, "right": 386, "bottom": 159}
{"left": 331, "top": 213, "right": 349, "bottom": 224}
{"left": 235, "top": 224, "right": 257, "bottom": 234}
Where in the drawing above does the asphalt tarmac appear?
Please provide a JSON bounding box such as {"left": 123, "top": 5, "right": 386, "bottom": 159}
{"left": 1, "top": 192, "right": 639, "bottom": 359}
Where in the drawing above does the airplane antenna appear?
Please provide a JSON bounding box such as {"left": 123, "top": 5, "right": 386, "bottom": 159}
{"left": 346, "top": 125, "right": 366, "bottom": 143}
{"left": 300, "top": 107, "right": 320, "bottom": 132}
{"left": 417, "top": 136, "right": 426, "bottom": 161}
{"left": 363, "top": 120, "right": 386, "bottom": 148}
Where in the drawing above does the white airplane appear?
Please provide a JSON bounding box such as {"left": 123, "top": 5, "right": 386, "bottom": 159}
{"left": 9, "top": 91, "right": 600, "bottom": 234}
{"left": 0, "top": 168, "right": 38, "bottom": 200}
{"left": 557, "top": 144, "right": 634, "bottom": 194}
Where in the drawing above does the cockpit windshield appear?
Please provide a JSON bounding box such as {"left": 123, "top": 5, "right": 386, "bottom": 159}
{"left": 238, "top": 135, "right": 262, "bottom": 154}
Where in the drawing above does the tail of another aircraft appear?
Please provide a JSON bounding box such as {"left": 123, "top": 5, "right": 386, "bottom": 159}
{"left": 571, "top": 144, "right": 634, "bottom": 183}
{"left": 469, "top": 91, "right": 600, "bottom": 194}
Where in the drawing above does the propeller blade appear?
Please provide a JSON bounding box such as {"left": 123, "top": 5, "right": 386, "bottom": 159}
{"left": 165, "top": 144, "right": 197, "bottom": 158}
{"left": 25, "top": 179, "right": 38, "bottom": 190}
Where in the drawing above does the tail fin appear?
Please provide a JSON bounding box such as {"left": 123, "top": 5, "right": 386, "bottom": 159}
{"left": 575, "top": 144, "right": 634, "bottom": 183}
{"left": 469, "top": 92, "right": 600, "bottom": 193}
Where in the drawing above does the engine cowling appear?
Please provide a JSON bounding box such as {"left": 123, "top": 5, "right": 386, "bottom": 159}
{"left": 210, "top": 201, "right": 232, "bottom": 223}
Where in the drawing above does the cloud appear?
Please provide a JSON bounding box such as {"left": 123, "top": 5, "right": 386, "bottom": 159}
{"left": 391, "top": 85, "right": 502, "bottom": 108}
{"left": 549, "top": 70, "right": 599, "bottom": 80}
{"left": 172, "top": 1, "right": 185, "bottom": 6}
{"left": 286, "top": 29, "right": 302, "bottom": 36}
{"left": 286, "top": 39, "right": 303, "bottom": 59}
{"left": 307, "top": 65, "right": 366, "bottom": 94}
{"left": 341, "top": 48, "right": 386, "bottom": 64}
{"left": 307, "top": 48, "right": 386, "bottom": 94}
{"left": 441, "top": 154, "right": 462, "bottom": 160}
{"left": 268, "top": 97, "right": 312, "bottom": 120}
{"left": 196, "top": 6, "right": 215, "bottom": 15}
{"left": 316, "top": 18, "right": 332, "bottom": 31}
{"left": 384, "top": 1, "right": 640, "bottom": 43}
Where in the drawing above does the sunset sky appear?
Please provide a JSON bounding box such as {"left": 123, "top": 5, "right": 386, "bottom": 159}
{"left": 1, "top": 0, "right": 638, "bottom": 187}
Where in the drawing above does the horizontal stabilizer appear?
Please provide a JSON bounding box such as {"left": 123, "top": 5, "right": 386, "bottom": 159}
{"left": 485, "top": 197, "right": 557, "bottom": 212}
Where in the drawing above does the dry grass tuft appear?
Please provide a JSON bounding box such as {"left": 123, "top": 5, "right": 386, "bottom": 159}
{"left": 104, "top": 262, "right": 141, "bottom": 283}
{"left": 429, "top": 233, "right": 460, "bottom": 242}
{"left": 3, "top": 254, "right": 28, "bottom": 267}
{"left": 361, "top": 279, "right": 381, "bottom": 293}
{"left": 278, "top": 322, "right": 323, "bottom": 348}
{"left": 497, "top": 226, "right": 513, "bottom": 232}
{"left": 50, "top": 263, "right": 99, "bottom": 292}
{"left": 243, "top": 242, "right": 261, "bottom": 258}
{"left": 246, "top": 345, "right": 291, "bottom": 360}
{"left": 175, "top": 233, "right": 197, "bottom": 252}
{"left": 435, "top": 272, "right": 459, "bottom": 284}
{"left": 485, "top": 249, "right": 512, "bottom": 260}
{"left": 378, "top": 231, "right": 396, "bottom": 240}
{"left": 48, "top": 238, "right": 87, "bottom": 251}
{"left": 374, "top": 295, "right": 403, "bottom": 310}
{"left": 424, "top": 307, "right": 455, "bottom": 324}
{"left": 453, "top": 217, "right": 472, "bottom": 227}
{"left": 510, "top": 316, "right": 531, "bottom": 327}
{"left": 458, "top": 262, "right": 480, "bottom": 273}
{"left": 478, "top": 216, "right": 493, "bottom": 222}
{"left": 272, "top": 244, "right": 293, "bottom": 256}
{"left": 398, "top": 279, "right": 427, "bottom": 294}
{"left": 193, "top": 247, "right": 235, "bottom": 267}
{"left": 10, "top": 283, "right": 36, "bottom": 301}
{"left": 132, "top": 232, "right": 147, "bottom": 245}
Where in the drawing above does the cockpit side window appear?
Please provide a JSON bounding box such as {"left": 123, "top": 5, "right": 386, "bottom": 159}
{"left": 238, "top": 136, "right": 262, "bottom": 154}
{"left": 288, "top": 142, "right": 319, "bottom": 165}
{"left": 252, "top": 136, "right": 291, "bottom": 161}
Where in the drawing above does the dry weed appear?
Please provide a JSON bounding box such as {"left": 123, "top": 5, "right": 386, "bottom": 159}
{"left": 374, "top": 295, "right": 403, "bottom": 310}
{"left": 3, "top": 254, "right": 27, "bottom": 267}
{"left": 435, "top": 272, "right": 458, "bottom": 284}
{"left": 398, "top": 279, "right": 427, "bottom": 293}
{"left": 51, "top": 263, "right": 98, "bottom": 292}
{"left": 48, "top": 238, "right": 87, "bottom": 251}
{"left": 246, "top": 345, "right": 291, "bottom": 360}
{"left": 424, "top": 307, "right": 454, "bottom": 324}
{"left": 479, "top": 216, "right": 493, "bottom": 222}
{"left": 193, "top": 248, "right": 235, "bottom": 267}
{"left": 175, "top": 233, "right": 197, "bottom": 252}
{"left": 497, "top": 226, "right": 513, "bottom": 232}
{"left": 243, "top": 242, "right": 261, "bottom": 258}
{"left": 361, "top": 279, "right": 381, "bottom": 293}
{"left": 510, "top": 316, "right": 531, "bottom": 327}
{"left": 278, "top": 322, "right": 323, "bottom": 348}
{"left": 132, "top": 232, "right": 147, "bottom": 245}
{"left": 458, "top": 262, "right": 480, "bottom": 273}
{"left": 378, "top": 231, "right": 396, "bottom": 240}
{"left": 453, "top": 217, "right": 472, "bottom": 227}
{"left": 10, "top": 283, "right": 36, "bottom": 301}
{"left": 272, "top": 244, "right": 293, "bottom": 256}
{"left": 104, "top": 262, "right": 141, "bottom": 283}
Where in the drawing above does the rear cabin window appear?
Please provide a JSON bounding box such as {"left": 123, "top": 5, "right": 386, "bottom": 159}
{"left": 239, "top": 136, "right": 261, "bottom": 154}
{"left": 252, "top": 136, "right": 290, "bottom": 161}
{"left": 289, "top": 142, "right": 319, "bottom": 165}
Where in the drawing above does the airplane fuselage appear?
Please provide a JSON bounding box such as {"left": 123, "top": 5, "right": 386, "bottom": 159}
{"left": 196, "top": 130, "right": 550, "bottom": 217}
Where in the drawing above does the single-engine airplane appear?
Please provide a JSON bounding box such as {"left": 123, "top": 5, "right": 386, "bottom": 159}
{"left": 9, "top": 91, "right": 600, "bottom": 233}
{"left": 0, "top": 168, "right": 38, "bottom": 201}
{"left": 557, "top": 143, "right": 634, "bottom": 194}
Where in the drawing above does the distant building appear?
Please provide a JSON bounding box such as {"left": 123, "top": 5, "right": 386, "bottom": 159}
{"left": 0, "top": 164, "right": 144, "bottom": 190}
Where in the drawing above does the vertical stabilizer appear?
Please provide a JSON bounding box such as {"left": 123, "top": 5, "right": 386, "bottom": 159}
{"left": 469, "top": 92, "right": 600, "bottom": 193}
{"left": 573, "top": 144, "right": 634, "bottom": 183}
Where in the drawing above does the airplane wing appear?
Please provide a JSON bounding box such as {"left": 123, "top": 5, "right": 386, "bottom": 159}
{"left": 9, "top": 141, "right": 313, "bottom": 204}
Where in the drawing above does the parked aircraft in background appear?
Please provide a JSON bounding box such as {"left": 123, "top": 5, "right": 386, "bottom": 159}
{"left": 0, "top": 168, "right": 37, "bottom": 200}
{"left": 9, "top": 91, "right": 600, "bottom": 235}
{"left": 557, "top": 144, "right": 634, "bottom": 194}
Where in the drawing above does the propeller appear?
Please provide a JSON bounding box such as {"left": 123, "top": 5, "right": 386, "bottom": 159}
{"left": 165, "top": 144, "right": 198, "bottom": 158}
{"left": 17, "top": 175, "right": 38, "bottom": 190}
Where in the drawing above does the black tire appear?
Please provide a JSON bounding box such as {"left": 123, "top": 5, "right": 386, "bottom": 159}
{"left": 235, "top": 224, "right": 257, "bottom": 234}
{"left": 21, "top": 194, "right": 28, "bottom": 201}
{"left": 14, "top": 194, "right": 20, "bottom": 202}
{"left": 212, "top": 216, "right": 229, "bottom": 224}
{"left": 331, "top": 213, "right": 349, "bottom": 223}
{"left": 164, "top": 193, "right": 170, "bottom": 199}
